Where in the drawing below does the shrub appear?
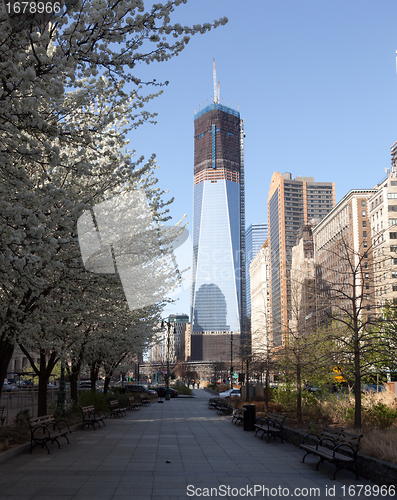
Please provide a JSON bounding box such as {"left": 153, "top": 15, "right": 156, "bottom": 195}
{"left": 173, "top": 384, "right": 192, "bottom": 395}
{"left": 78, "top": 391, "right": 109, "bottom": 411}
{"left": 362, "top": 402, "right": 397, "bottom": 429}
{"left": 239, "top": 400, "right": 282, "bottom": 413}
{"left": 361, "top": 427, "right": 397, "bottom": 463}
{"left": 273, "top": 386, "right": 297, "bottom": 412}
{"left": 302, "top": 392, "right": 324, "bottom": 419}
{"left": 14, "top": 409, "right": 31, "bottom": 427}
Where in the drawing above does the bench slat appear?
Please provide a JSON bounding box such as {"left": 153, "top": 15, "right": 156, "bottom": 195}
{"left": 300, "top": 426, "right": 362, "bottom": 480}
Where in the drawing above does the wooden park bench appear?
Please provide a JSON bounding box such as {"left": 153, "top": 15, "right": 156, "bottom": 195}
{"left": 80, "top": 405, "right": 106, "bottom": 430}
{"left": 208, "top": 397, "right": 219, "bottom": 410}
{"left": 127, "top": 396, "right": 141, "bottom": 411}
{"left": 254, "top": 412, "right": 287, "bottom": 443}
{"left": 300, "top": 426, "right": 363, "bottom": 480}
{"left": 108, "top": 400, "right": 127, "bottom": 417}
{"left": 29, "top": 414, "right": 71, "bottom": 454}
{"left": 216, "top": 399, "right": 233, "bottom": 415}
{"left": 140, "top": 396, "right": 151, "bottom": 406}
{"left": 231, "top": 408, "right": 245, "bottom": 425}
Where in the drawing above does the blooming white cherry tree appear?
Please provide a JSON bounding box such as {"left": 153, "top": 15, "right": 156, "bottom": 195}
{"left": 0, "top": 0, "right": 227, "bottom": 404}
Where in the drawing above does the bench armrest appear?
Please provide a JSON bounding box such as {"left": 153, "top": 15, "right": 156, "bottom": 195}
{"left": 333, "top": 442, "right": 356, "bottom": 457}
{"left": 31, "top": 425, "right": 51, "bottom": 439}
{"left": 301, "top": 432, "right": 319, "bottom": 445}
{"left": 317, "top": 437, "right": 336, "bottom": 449}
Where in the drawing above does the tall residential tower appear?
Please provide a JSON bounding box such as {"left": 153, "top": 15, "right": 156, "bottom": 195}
{"left": 190, "top": 83, "right": 245, "bottom": 362}
{"left": 268, "top": 172, "right": 335, "bottom": 347}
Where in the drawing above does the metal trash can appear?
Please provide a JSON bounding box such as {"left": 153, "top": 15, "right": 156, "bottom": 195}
{"left": 243, "top": 404, "right": 256, "bottom": 431}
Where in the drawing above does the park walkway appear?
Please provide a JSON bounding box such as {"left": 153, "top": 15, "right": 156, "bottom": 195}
{"left": 0, "top": 389, "right": 392, "bottom": 500}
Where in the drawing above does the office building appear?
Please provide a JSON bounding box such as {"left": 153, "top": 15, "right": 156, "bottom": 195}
{"left": 249, "top": 238, "right": 270, "bottom": 359}
{"left": 267, "top": 172, "right": 335, "bottom": 347}
{"left": 246, "top": 223, "right": 268, "bottom": 318}
{"left": 168, "top": 314, "right": 189, "bottom": 361}
{"left": 290, "top": 224, "right": 316, "bottom": 335}
{"left": 190, "top": 87, "right": 245, "bottom": 361}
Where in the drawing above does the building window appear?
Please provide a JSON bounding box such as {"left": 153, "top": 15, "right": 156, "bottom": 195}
{"left": 393, "top": 285, "right": 397, "bottom": 292}
{"left": 362, "top": 221, "right": 367, "bottom": 227}
{"left": 361, "top": 200, "right": 366, "bottom": 207}
{"left": 363, "top": 241, "right": 368, "bottom": 248}
{"left": 391, "top": 246, "right": 397, "bottom": 252}
{"left": 362, "top": 211, "right": 366, "bottom": 217}
{"left": 363, "top": 231, "right": 367, "bottom": 237}
{"left": 390, "top": 233, "right": 397, "bottom": 239}
{"left": 366, "top": 283, "right": 370, "bottom": 290}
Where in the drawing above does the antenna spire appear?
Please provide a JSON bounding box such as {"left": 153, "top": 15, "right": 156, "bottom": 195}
{"left": 213, "top": 58, "right": 220, "bottom": 103}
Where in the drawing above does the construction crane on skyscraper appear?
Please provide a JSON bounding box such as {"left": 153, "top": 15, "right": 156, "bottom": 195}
{"left": 213, "top": 58, "right": 220, "bottom": 104}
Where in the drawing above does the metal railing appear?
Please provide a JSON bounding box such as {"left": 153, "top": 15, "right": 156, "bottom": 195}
{"left": 0, "top": 388, "right": 71, "bottom": 425}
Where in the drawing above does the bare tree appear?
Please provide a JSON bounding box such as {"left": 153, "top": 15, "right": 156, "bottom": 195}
{"left": 315, "top": 232, "right": 393, "bottom": 428}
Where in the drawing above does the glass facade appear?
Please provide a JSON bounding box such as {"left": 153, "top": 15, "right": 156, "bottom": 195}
{"left": 245, "top": 223, "right": 268, "bottom": 316}
{"left": 191, "top": 179, "right": 241, "bottom": 333}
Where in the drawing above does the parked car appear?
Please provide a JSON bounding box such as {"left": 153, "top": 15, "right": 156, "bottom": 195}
{"left": 17, "top": 380, "right": 33, "bottom": 388}
{"left": 303, "top": 384, "right": 321, "bottom": 394}
{"left": 78, "top": 382, "right": 99, "bottom": 391}
{"left": 150, "top": 386, "right": 178, "bottom": 398}
{"left": 3, "top": 381, "right": 12, "bottom": 392}
{"left": 218, "top": 388, "right": 241, "bottom": 399}
{"left": 125, "top": 385, "right": 157, "bottom": 396}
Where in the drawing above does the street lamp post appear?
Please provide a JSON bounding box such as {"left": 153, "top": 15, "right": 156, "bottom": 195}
{"left": 161, "top": 319, "right": 176, "bottom": 401}
{"left": 230, "top": 333, "right": 233, "bottom": 390}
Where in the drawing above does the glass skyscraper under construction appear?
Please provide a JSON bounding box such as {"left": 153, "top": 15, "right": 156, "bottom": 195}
{"left": 190, "top": 102, "right": 245, "bottom": 362}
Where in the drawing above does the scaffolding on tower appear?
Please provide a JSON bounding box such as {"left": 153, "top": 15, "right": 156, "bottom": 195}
{"left": 239, "top": 118, "right": 247, "bottom": 342}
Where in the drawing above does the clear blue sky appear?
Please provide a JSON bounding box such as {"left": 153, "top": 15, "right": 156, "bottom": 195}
{"left": 127, "top": 0, "right": 397, "bottom": 317}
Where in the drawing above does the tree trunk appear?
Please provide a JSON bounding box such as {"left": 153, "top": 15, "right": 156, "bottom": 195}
{"left": 68, "top": 365, "right": 80, "bottom": 404}
{"left": 0, "top": 337, "right": 14, "bottom": 396}
{"left": 90, "top": 365, "right": 99, "bottom": 392}
{"left": 37, "top": 373, "right": 49, "bottom": 417}
{"left": 354, "top": 341, "right": 362, "bottom": 428}
{"left": 296, "top": 363, "right": 302, "bottom": 422}
{"left": 37, "top": 350, "right": 58, "bottom": 416}
{"left": 265, "top": 364, "right": 270, "bottom": 411}
{"left": 104, "top": 376, "right": 111, "bottom": 394}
